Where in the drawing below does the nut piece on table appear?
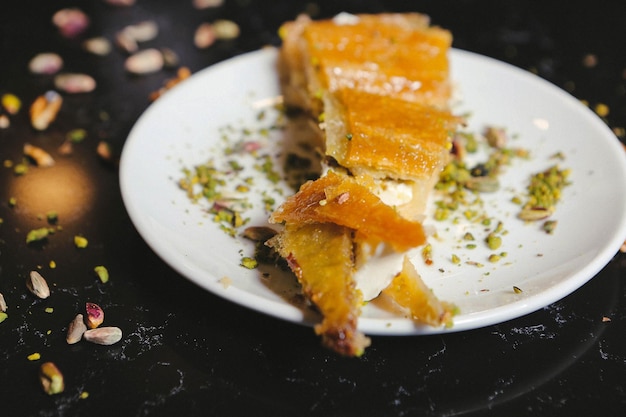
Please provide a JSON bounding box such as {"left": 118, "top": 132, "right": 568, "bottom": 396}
{"left": 39, "top": 362, "right": 64, "bottom": 395}
{"left": 85, "top": 302, "right": 104, "bottom": 329}
{"left": 29, "top": 91, "right": 63, "bottom": 131}
{"left": 83, "top": 326, "right": 123, "bottom": 345}
{"left": 26, "top": 271, "right": 51, "bottom": 299}
{"left": 66, "top": 314, "right": 87, "bottom": 344}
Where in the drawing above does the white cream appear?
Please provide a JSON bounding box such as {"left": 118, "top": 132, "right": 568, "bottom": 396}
{"left": 369, "top": 179, "right": 414, "bottom": 207}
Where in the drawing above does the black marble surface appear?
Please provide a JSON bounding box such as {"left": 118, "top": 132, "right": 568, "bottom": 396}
{"left": 1, "top": 1, "right": 626, "bottom": 416}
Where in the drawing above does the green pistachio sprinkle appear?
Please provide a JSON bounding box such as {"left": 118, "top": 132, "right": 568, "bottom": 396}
{"left": 26, "top": 228, "right": 50, "bottom": 244}
{"left": 94, "top": 266, "right": 109, "bottom": 283}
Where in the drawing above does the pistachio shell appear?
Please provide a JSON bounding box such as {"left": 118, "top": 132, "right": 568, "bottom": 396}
{"left": 242, "top": 226, "right": 277, "bottom": 242}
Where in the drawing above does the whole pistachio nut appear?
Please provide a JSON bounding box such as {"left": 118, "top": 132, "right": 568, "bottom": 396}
{"left": 83, "top": 326, "right": 122, "bottom": 345}
{"left": 66, "top": 314, "right": 87, "bottom": 344}
{"left": 85, "top": 302, "right": 104, "bottom": 329}
{"left": 27, "top": 271, "right": 51, "bottom": 299}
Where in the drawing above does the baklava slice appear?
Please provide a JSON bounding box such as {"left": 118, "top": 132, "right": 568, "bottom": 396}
{"left": 270, "top": 13, "right": 459, "bottom": 355}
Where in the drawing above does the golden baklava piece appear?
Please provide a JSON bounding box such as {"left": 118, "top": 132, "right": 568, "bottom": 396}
{"left": 270, "top": 13, "right": 460, "bottom": 355}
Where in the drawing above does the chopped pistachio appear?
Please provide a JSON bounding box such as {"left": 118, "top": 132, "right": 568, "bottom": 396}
{"left": 485, "top": 233, "right": 502, "bottom": 250}
{"left": 463, "top": 232, "right": 475, "bottom": 241}
{"left": 94, "top": 265, "right": 109, "bottom": 283}
{"left": 67, "top": 128, "right": 87, "bottom": 143}
{"left": 0, "top": 312, "right": 7, "bottom": 323}
{"left": 74, "top": 235, "right": 88, "bottom": 248}
{"left": 542, "top": 220, "right": 558, "bottom": 234}
{"left": 28, "top": 352, "right": 41, "bottom": 361}
{"left": 421, "top": 244, "right": 433, "bottom": 265}
{"left": 40, "top": 362, "right": 64, "bottom": 395}
{"left": 488, "top": 254, "right": 501, "bottom": 263}
{"left": 513, "top": 286, "right": 523, "bottom": 294}
{"left": 27, "top": 227, "right": 50, "bottom": 244}
{"left": 1, "top": 93, "right": 22, "bottom": 114}
{"left": 519, "top": 165, "right": 570, "bottom": 221}
{"left": 240, "top": 257, "right": 258, "bottom": 269}
{"left": 14, "top": 163, "right": 28, "bottom": 175}
{"left": 46, "top": 211, "right": 58, "bottom": 224}
{"left": 594, "top": 103, "right": 609, "bottom": 117}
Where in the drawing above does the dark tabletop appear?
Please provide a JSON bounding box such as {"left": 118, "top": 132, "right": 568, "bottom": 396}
{"left": 2, "top": 1, "right": 626, "bottom": 416}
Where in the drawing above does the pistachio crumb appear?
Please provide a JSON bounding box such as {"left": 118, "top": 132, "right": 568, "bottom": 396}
{"left": 27, "top": 227, "right": 50, "bottom": 244}
{"left": 488, "top": 254, "right": 500, "bottom": 263}
{"left": 485, "top": 233, "right": 502, "bottom": 250}
{"left": 219, "top": 276, "right": 232, "bottom": 288}
{"left": 74, "top": 235, "right": 89, "bottom": 248}
{"left": 94, "top": 266, "right": 109, "bottom": 283}
{"left": 40, "top": 362, "right": 64, "bottom": 395}
{"left": 240, "top": 257, "right": 258, "bottom": 269}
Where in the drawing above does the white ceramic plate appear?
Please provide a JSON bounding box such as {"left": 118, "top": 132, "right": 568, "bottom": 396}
{"left": 120, "top": 47, "right": 626, "bottom": 335}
